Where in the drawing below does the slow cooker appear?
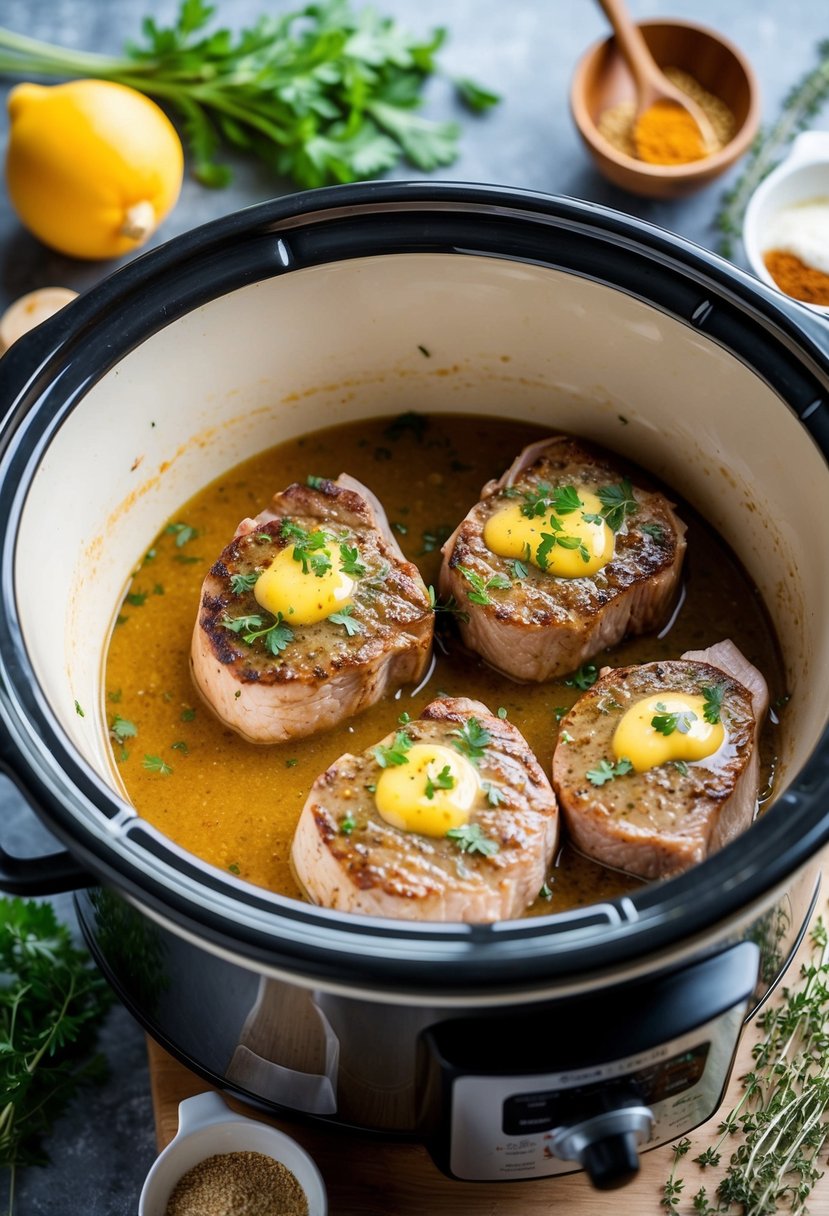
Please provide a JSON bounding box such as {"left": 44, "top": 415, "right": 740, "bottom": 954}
{"left": 1, "top": 183, "right": 828, "bottom": 1190}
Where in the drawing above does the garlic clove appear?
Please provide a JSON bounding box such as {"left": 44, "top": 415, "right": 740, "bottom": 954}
{"left": 0, "top": 286, "right": 78, "bottom": 355}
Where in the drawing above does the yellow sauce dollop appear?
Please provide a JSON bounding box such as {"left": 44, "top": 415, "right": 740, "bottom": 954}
{"left": 483, "top": 490, "right": 614, "bottom": 579}
{"left": 254, "top": 543, "right": 353, "bottom": 624}
{"left": 375, "top": 744, "right": 480, "bottom": 836}
{"left": 612, "top": 693, "right": 725, "bottom": 773}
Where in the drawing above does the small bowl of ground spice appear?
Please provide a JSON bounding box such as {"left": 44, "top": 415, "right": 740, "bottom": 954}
{"left": 571, "top": 19, "right": 760, "bottom": 198}
{"left": 139, "top": 1090, "right": 327, "bottom": 1216}
{"left": 743, "top": 130, "right": 829, "bottom": 312}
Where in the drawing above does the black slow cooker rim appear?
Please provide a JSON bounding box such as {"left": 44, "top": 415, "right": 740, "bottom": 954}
{"left": 1, "top": 180, "right": 828, "bottom": 996}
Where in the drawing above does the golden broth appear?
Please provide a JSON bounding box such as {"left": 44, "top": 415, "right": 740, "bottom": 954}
{"left": 104, "top": 415, "right": 784, "bottom": 914}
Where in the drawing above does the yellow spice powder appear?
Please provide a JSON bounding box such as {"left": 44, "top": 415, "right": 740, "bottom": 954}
{"left": 598, "top": 67, "right": 736, "bottom": 162}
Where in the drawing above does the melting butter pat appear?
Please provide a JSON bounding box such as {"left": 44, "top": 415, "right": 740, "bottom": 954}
{"left": 483, "top": 490, "right": 614, "bottom": 578}
{"left": 375, "top": 744, "right": 479, "bottom": 836}
{"left": 613, "top": 693, "right": 725, "bottom": 773}
{"left": 254, "top": 543, "right": 353, "bottom": 624}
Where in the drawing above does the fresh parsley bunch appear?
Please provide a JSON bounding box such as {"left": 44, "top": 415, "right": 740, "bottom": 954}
{"left": 0, "top": 0, "right": 500, "bottom": 189}
{"left": 0, "top": 899, "right": 112, "bottom": 1212}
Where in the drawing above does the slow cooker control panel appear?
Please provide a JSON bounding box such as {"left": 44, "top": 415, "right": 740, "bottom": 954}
{"left": 445, "top": 1008, "right": 739, "bottom": 1182}
{"left": 418, "top": 942, "right": 758, "bottom": 1186}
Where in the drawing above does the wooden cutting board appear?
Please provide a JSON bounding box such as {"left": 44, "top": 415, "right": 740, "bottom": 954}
{"left": 149, "top": 905, "right": 828, "bottom": 1215}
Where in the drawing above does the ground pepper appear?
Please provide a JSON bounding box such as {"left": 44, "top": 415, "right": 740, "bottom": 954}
{"left": 164, "top": 1150, "right": 309, "bottom": 1216}
{"left": 763, "top": 249, "right": 829, "bottom": 305}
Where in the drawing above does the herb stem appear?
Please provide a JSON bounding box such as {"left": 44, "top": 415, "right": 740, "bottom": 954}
{"left": 718, "top": 40, "right": 829, "bottom": 255}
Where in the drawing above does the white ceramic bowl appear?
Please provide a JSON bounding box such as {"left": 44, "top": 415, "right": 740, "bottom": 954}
{"left": 138, "top": 1090, "right": 327, "bottom": 1216}
{"left": 743, "top": 129, "right": 829, "bottom": 313}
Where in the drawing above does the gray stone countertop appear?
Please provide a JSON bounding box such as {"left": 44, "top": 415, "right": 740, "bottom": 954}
{"left": 0, "top": 0, "right": 826, "bottom": 1212}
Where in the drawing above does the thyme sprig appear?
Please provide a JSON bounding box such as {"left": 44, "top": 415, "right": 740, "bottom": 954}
{"left": 717, "top": 40, "right": 829, "bottom": 257}
{"left": 664, "top": 916, "right": 829, "bottom": 1214}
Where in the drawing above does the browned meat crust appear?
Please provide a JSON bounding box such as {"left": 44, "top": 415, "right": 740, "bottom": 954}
{"left": 552, "top": 642, "right": 768, "bottom": 879}
{"left": 438, "top": 436, "right": 686, "bottom": 682}
{"left": 191, "top": 477, "right": 433, "bottom": 743}
{"left": 290, "top": 696, "right": 559, "bottom": 922}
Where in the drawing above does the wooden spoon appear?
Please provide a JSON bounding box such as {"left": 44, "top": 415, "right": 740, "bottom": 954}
{"left": 597, "top": 0, "right": 717, "bottom": 162}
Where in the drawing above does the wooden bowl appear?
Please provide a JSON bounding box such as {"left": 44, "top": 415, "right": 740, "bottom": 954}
{"left": 571, "top": 19, "right": 760, "bottom": 199}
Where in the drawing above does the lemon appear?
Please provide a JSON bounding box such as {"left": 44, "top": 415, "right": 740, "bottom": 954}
{"left": 5, "top": 80, "right": 184, "bottom": 260}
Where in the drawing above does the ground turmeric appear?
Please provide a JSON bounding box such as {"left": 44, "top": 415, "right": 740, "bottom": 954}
{"left": 634, "top": 101, "right": 706, "bottom": 164}
{"left": 598, "top": 68, "right": 734, "bottom": 165}
{"left": 764, "top": 249, "right": 829, "bottom": 305}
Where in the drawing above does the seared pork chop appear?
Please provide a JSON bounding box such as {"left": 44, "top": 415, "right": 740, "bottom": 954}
{"left": 290, "top": 696, "right": 559, "bottom": 922}
{"left": 439, "top": 436, "right": 686, "bottom": 682}
{"left": 191, "top": 476, "right": 433, "bottom": 744}
{"left": 552, "top": 640, "right": 769, "bottom": 880}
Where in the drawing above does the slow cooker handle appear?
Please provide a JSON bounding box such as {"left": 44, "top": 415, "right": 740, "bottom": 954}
{"left": 0, "top": 759, "right": 94, "bottom": 895}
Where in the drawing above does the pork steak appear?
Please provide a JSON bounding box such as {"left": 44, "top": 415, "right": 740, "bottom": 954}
{"left": 191, "top": 476, "right": 434, "bottom": 744}
{"left": 552, "top": 639, "right": 769, "bottom": 879}
{"left": 439, "top": 436, "right": 686, "bottom": 682}
{"left": 290, "top": 696, "right": 559, "bottom": 922}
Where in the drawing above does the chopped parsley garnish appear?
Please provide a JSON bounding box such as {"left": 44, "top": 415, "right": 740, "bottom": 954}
{"left": 536, "top": 529, "right": 590, "bottom": 569}
{"left": 306, "top": 474, "right": 327, "bottom": 489}
{"left": 280, "top": 521, "right": 333, "bottom": 577}
{"left": 419, "top": 524, "right": 452, "bottom": 554}
{"left": 286, "top": 758, "right": 298, "bottom": 767}
{"left": 674, "top": 760, "right": 690, "bottom": 776}
{"left": 586, "top": 757, "right": 633, "bottom": 786}
{"left": 565, "top": 663, "right": 599, "bottom": 690}
{"left": 108, "top": 690, "right": 122, "bottom": 704}
{"left": 254, "top": 532, "right": 273, "bottom": 543}
{"left": 166, "top": 521, "right": 198, "bottom": 547}
{"left": 450, "top": 717, "right": 491, "bottom": 764}
{"left": 457, "top": 565, "right": 512, "bottom": 606}
{"left": 221, "top": 611, "right": 294, "bottom": 655}
{"left": 641, "top": 523, "right": 664, "bottom": 541}
{"left": 398, "top": 712, "right": 411, "bottom": 724}
{"left": 425, "top": 765, "right": 455, "bottom": 799}
{"left": 539, "top": 881, "right": 553, "bottom": 900}
{"left": 180, "top": 707, "right": 196, "bottom": 722}
{"left": 110, "top": 716, "right": 137, "bottom": 743}
{"left": 125, "top": 591, "right": 147, "bottom": 607}
{"left": 550, "top": 485, "right": 583, "bottom": 515}
{"left": 74, "top": 700, "right": 84, "bottom": 718}
{"left": 446, "top": 823, "right": 500, "bottom": 857}
{"left": 520, "top": 482, "right": 583, "bottom": 519}
{"left": 230, "top": 571, "right": 260, "bottom": 596}
{"left": 482, "top": 781, "right": 505, "bottom": 807}
{"left": 553, "top": 706, "right": 568, "bottom": 722}
{"left": 497, "top": 707, "right": 508, "bottom": 719}
{"left": 702, "top": 682, "right": 726, "bottom": 724}
{"left": 384, "top": 411, "right": 427, "bottom": 442}
{"left": 338, "top": 541, "right": 366, "bottom": 578}
{"left": 651, "top": 704, "right": 698, "bottom": 736}
{"left": 392, "top": 521, "right": 408, "bottom": 535}
{"left": 507, "top": 557, "right": 530, "bottom": 580}
{"left": 228, "top": 862, "right": 241, "bottom": 875}
{"left": 329, "top": 606, "right": 362, "bottom": 636}
{"left": 597, "top": 478, "right": 638, "bottom": 532}
{"left": 373, "top": 730, "right": 413, "bottom": 768}
{"left": 340, "top": 815, "right": 356, "bottom": 835}
{"left": 171, "top": 741, "right": 189, "bottom": 754}
{"left": 143, "top": 755, "right": 172, "bottom": 776}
